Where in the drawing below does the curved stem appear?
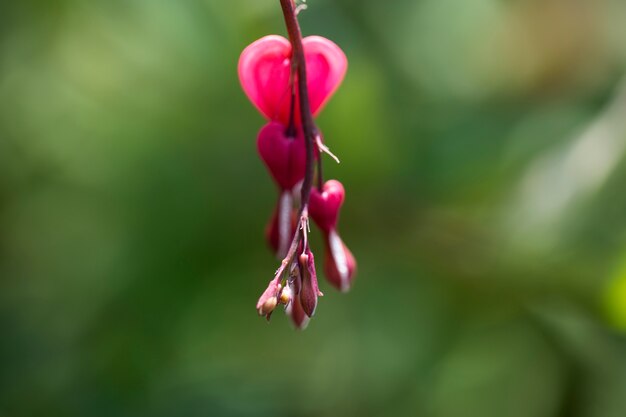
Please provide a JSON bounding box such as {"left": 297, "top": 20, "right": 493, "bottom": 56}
{"left": 270, "top": 208, "right": 308, "bottom": 284}
{"left": 258, "top": 1, "right": 320, "bottom": 316}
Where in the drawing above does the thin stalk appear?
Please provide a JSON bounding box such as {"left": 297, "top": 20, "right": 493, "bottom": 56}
{"left": 279, "top": 0, "right": 316, "bottom": 207}
{"left": 262, "top": 0, "right": 317, "bottom": 298}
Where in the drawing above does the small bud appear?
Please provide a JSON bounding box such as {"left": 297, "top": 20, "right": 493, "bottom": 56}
{"left": 299, "top": 249, "right": 320, "bottom": 317}
{"left": 309, "top": 180, "right": 345, "bottom": 233}
{"left": 259, "top": 296, "right": 278, "bottom": 316}
{"left": 256, "top": 278, "right": 282, "bottom": 319}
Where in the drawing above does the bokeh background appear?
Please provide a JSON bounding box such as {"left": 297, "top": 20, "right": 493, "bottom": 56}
{"left": 2, "top": 0, "right": 626, "bottom": 416}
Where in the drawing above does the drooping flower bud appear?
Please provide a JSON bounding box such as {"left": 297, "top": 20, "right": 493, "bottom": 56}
{"left": 239, "top": 35, "right": 347, "bottom": 126}
{"left": 309, "top": 179, "right": 345, "bottom": 232}
{"left": 309, "top": 180, "right": 357, "bottom": 291}
{"left": 257, "top": 122, "right": 307, "bottom": 191}
{"left": 298, "top": 247, "right": 323, "bottom": 317}
{"left": 256, "top": 278, "right": 282, "bottom": 319}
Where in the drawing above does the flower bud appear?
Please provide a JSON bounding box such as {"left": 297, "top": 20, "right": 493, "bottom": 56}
{"left": 298, "top": 248, "right": 322, "bottom": 317}
{"left": 256, "top": 279, "right": 282, "bottom": 318}
{"left": 309, "top": 180, "right": 345, "bottom": 232}
{"left": 259, "top": 296, "right": 278, "bottom": 316}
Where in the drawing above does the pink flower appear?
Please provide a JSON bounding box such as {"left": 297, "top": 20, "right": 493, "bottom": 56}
{"left": 242, "top": 25, "right": 354, "bottom": 329}
{"left": 257, "top": 122, "right": 307, "bottom": 191}
{"left": 309, "top": 180, "right": 357, "bottom": 291}
{"left": 238, "top": 35, "right": 347, "bottom": 126}
{"left": 256, "top": 122, "right": 305, "bottom": 258}
{"left": 308, "top": 179, "right": 345, "bottom": 232}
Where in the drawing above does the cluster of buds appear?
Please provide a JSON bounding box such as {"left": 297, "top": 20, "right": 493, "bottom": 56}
{"left": 238, "top": 0, "right": 356, "bottom": 329}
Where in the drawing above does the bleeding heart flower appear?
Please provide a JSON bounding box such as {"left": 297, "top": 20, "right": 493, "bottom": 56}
{"left": 257, "top": 121, "right": 307, "bottom": 191}
{"left": 309, "top": 180, "right": 357, "bottom": 292}
{"left": 246, "top": 4, "right": 355, "bottom": 330}
{"left": 309, "top": 179, "right": 345, "bottom": 232}
{"left": 239, "top": 35, "right": 347, "bottom": 126}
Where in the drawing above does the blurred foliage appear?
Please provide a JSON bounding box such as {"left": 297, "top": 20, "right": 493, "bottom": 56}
{"left": 1, "top": 0, "right": 626, "bottom": 416}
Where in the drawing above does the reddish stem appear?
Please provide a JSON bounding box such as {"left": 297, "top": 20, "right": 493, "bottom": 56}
{"left": 279, "top": 0, "right": 316, "bottom": 207}
{"left": 259, "top": 1, "right": 324, "bottom": 315}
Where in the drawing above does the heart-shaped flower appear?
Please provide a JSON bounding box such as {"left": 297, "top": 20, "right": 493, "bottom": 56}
{"left": 309, "top": 180, "right": 357, "bottom": 291}
{"left": 239, "top": 35, "right": 347, "bottom": 126}
{"left": 309, "top": 179, "right": 345, "bottom": 232}
{"left": 257, "top": 122, "right": 307, "bottom": 190}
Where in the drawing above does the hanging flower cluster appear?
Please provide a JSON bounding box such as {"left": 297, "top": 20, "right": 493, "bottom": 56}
{"left": 238, "top": 1, "right": 356, "bottom": 329}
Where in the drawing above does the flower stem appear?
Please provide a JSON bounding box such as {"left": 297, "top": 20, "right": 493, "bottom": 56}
{"left": 279, "top": 0, "right": 316, "bottom": 207}
{"left": 271, "top": 209, "right": 309, "bottom": 284}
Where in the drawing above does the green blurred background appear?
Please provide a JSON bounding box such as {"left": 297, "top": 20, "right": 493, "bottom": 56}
{"left": 2, "top": 0, "right": 626, "bottom": 416}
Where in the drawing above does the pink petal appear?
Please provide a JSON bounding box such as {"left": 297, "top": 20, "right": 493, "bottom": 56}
{"left": 256, "top": 277, "right": 282, "bottom": 316}
{"left": 239, "top": 36, "right": 292, "bottom": 124}
{"left": 238, "top": 35, "right": 347, "bottom": 125}
{"left": 303, "top": 36, "right": 348, "bottom": 118}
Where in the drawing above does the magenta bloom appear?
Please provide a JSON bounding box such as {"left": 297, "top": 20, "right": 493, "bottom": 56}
{"left": 242, "top": 35, "right": 347, "bottom": 261}
{"left": 239, "top": 35, "right": 347, "bottom": 126}
{"left": 240, "top": 24, "right": 355, "bottom": 330}
{"left": 309, "top": 180, "right": 357, "bottom": 292}
{"left": 257, "top": 122, "right": 307, "bottom": 191}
